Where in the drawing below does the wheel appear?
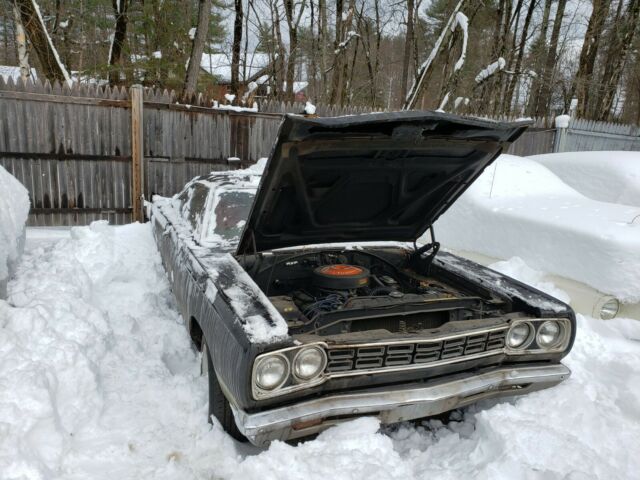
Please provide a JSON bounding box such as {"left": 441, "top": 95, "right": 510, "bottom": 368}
{"left": 201, "top": 338, "right": 247, "bottom": 442}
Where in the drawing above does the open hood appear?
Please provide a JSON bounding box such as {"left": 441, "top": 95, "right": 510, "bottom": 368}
{"left": 237, "top": 111, "right": 529, "bottom": 255}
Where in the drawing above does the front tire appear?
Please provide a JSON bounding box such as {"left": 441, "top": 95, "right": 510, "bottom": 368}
{"left": 201, "top": 338, "right": 246, "bottom": 442}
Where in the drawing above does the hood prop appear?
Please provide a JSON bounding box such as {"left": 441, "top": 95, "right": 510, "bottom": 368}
{"left": 410, "top": 225, "right": 440, "bottom": 274}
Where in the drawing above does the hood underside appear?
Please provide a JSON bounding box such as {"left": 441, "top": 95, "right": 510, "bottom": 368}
{"left": 237, "top": 111, "right": 529, "bottom": 255}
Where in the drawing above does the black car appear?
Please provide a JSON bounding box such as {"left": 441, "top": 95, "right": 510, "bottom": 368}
{"left": 151, "top": 111, "right": 575, "bottom": 446}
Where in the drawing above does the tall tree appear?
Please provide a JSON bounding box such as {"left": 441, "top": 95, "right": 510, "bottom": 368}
{"left": 400, "top": 0, "right": 415, "bottom": 101}
{"left": 570, "top": 0, "right": 611, "bottom": 117}
{"left": 534, "top": 0, "right": 568, "bottom": 118}
{"left": 13, "top": 2, "right": 31, "bottom": 82}
{"left": 107, "top": 0, "right": 130, "bottom": 86}
{"left": 503, "top": 0, "right": 537, "bottom": 115}
{"left": 230, "top": 0, "right": 243, "bottom": 99}
{"left": 13, "top": 0, "right": 71, "bottom": 84}
{"left": 283, "top": 0, "right": 306, "bottom": 100}
{"left": 183, "top": 0, "right": 211, "bottom": 98}
{"left": 595, "top": 0, "right": 640, "bottom": 120}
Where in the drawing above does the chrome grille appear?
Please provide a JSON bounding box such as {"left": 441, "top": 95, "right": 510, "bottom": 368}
{"left": 326, "top": 329, "right": 507, "bottom": 374}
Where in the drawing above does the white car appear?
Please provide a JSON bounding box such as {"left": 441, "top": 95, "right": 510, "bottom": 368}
{"left": 530, "top": 151, "right": 640, "bottom": 207}
{"left": 435, "top": 154, "right": 640, "bottom": 320}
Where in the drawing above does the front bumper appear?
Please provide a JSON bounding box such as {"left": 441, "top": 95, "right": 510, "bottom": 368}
{"left": 232, "top": 363, "right": 570, "bottom": 446}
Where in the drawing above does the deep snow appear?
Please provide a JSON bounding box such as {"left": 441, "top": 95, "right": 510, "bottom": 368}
{"left": 531, "top": 151, "right": 640, "bottom": 207}
{"left": 435, "top": 155, "right": 640, "bottom": 303}
{"left": 0, "top": 164, "right": 30, "bottom": 294}
{"left": 1, "top": 223, "right": 640, "bottom": 479}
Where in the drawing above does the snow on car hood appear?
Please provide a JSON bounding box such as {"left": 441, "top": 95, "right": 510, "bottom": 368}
{"left": 237, "top": 112, "right": 529, "bottom": 254}
{"left": 435, "top": 154, "right": 640, "bottom": 303}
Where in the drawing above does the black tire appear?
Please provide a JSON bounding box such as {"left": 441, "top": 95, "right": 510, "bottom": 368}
{"left": 201, "top": 338, "right": 247, "bottom": 442}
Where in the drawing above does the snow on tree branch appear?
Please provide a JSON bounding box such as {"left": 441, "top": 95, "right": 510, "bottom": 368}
{"left": 475, "top": 57, "right": 506, "bottom": 84}
{"left": 452, "top": 12, "right": 468, "bottom": 72}
{"left": 403, "top": 0, "right": 465, "bottom": 110}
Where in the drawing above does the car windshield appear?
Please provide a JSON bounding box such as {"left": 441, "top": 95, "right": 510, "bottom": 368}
{"left": 206, "top": 188, "right": 256, "bottom": 244}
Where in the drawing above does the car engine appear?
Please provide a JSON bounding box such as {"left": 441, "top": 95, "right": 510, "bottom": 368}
{"left": 247, "top": 250, "right": 489, "bottom": 336}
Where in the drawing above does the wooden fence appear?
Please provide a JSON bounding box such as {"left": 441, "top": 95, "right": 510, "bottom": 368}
{"left": 1, "top": 78, "right": 638, "bottom": 227}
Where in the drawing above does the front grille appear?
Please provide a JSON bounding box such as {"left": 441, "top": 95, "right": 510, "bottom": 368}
{"left": 325, "top": 328, "right": 507, "bottom": 374}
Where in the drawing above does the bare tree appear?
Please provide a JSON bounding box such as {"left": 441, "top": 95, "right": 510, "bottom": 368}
{"left": 533, "top": 0, "right": 568, "bottom": 118}
{"left": 283, "top": 0, "right": 306, "bottom": 100}
{"left": 13, "top": 0, "right": 71, "bottom": 84}
{"left": 570, "top": 0, "right": 611, "bottom": 117}
{"left": 12, "top": 2, "right": 31, "bottom": 82}
{"left": 400, "top": 0, "right": 415, "bottom": 101}
{"left": 183, "top": 0, "right": 212, "bottom": 99}
{"left": 231, "top": 0, "right": 244, "bottom": 99}
{"left": 108, "top": 0, "right": 130, "bottom": 86}
{"left": 595, "top": 0, "right": 640, "bottom": 120}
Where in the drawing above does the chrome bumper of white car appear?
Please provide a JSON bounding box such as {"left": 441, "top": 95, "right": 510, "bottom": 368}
{"left": 233, "top": 363, "right": 570, "bottom": 447}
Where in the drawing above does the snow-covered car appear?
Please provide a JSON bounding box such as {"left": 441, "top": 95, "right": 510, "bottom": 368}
{"left": 151, "top": 112, "right": 575, "bottom": 446}
{"left": 530, "top": 151, "right": 640, "bottom": 207}
{"left": 0, "top": 165, "right": 30, "bottom": 299}
{"left": 436, "top": 154, "right": 640, "bottom": 320}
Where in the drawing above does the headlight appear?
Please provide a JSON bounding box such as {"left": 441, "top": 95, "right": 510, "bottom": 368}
{"left": 599, "top": 298, "right": 619, "bottom": 320}
{"left": 536, "top": 321, "right": 562, "bottom": 348}
{"left": 293, "top": 346, "right": 326, "bottom": 380}
{"left": 507, "top": 322, "right": 533, "bottom": 349}
{"left": 254, "top": 354, "right": 289, "bottom": 390}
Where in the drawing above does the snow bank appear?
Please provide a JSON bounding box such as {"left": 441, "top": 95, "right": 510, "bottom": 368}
{"left": 0, "top": 165, "right": 30, "bottom": 297}
{"left": 2, "top": 229, "right": 640, "bottom": 478}
{"left": 531, "top": 151, "right": 640, "bottom": 207}
{"left": 435, "top": 155, "right": 640, "bottom": 302}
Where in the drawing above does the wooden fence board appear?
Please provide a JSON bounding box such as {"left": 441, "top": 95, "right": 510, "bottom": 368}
{"left": 3, "top": 78, "right": 640, "bottom": 226}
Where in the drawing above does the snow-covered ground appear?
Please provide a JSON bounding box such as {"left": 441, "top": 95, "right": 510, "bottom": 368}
{"left": 1, "top": 222, "right": 640, "bottom": 479}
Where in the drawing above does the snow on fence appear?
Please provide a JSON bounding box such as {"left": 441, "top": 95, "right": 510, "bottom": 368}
{"left": 1, "top": 77, "right": 639, "bottom": 226}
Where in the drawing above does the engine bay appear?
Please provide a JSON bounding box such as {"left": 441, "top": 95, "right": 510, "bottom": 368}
{"left": 239, "top": 248, "right": 506, "bottom": 336}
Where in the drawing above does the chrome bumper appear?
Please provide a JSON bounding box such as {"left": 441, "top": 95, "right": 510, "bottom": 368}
{"left": 232, "top": 363, "right": 570, "bottom": 447}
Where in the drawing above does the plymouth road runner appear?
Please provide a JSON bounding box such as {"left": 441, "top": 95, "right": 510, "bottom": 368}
{"left": 151, "top": 112, "right": 575, "bottom": 446}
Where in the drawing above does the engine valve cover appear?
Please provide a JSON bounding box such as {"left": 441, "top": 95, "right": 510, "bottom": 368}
{"left": 313, "top": 264, "right": 370, "bottom": 290}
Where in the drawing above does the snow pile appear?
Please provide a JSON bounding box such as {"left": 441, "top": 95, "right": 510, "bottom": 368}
{"left": 435, "top": 155, "right": 640, "bottom": 302}
{"left": 475, "top": 57, "right": 506, "bottom": 84}
{"left": 2, "top": 231, "right": 640, "bottom": 479}
{"left": 0, "top": 165, "right": 30, "bottom": 297}
{"left": 531, "top": 151, "right": 640, "bottom": 207}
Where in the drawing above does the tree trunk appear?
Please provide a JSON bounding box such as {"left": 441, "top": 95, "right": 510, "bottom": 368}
{"left": 231, "top": 0, "right": 243, "bottom": 99}
{"left": 183, "top": 0, "right": 211, "bottom": 99}
{"left": 595, "top": 0, "right": 640, "bottom": 120}
{"left": 329, "top": 0, "right": 344, "bottom": 104}
{"left": 403, "top": 0, "right": 465, "bottom": 110}
{"left": 503, "top": 0, "right": 537, "bottom": 115}
{"left": 13, "top": 2, "right": 32, "bottom": 82}
{"left": 526, "top": 0, "right": 552, "bottom": 116}
{"left": 400, "top": 0, "right": 415, "bottom": 102}
{"left": 534, "top": 0, "right": 568, "bottom": 118}
{"left": 108, "top": 0, "right": 130, "bottom": 86}
{"left": 571, "top": 0, "right": 611, "bottom": 117}
{"left": 14, "top": 0, "right": 71, "bottom": 84}
{"left": 284, "top": 0, "right": 296, "bottom": 100}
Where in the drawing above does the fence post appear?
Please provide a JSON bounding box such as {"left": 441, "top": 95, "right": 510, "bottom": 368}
{"left": 130, "top": 85, "right": 144, "bottom": 222}
{"left": 553, "top": 114, "right": 570, "bottom": 153}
